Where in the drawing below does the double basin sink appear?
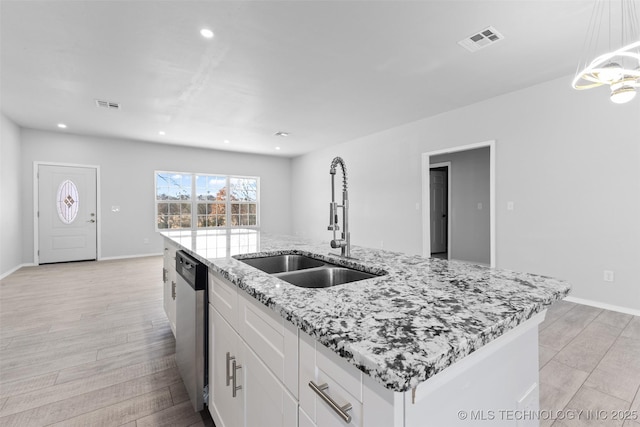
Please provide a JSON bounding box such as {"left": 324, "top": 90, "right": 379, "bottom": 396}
{"left": 235, "top": 254, "right": 386, "bottom": 288}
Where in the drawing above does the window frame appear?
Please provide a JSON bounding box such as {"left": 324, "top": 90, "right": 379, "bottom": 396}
{"left": 155, "top": 171, "right": 260, "bottom": 231}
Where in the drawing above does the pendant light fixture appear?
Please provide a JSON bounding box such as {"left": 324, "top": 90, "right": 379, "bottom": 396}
{"left": 572, "top": 0, "right": 640, "bottom": 104}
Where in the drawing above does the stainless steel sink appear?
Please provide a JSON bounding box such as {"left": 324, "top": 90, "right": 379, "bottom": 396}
{"left": 235, "top": 253, "right": 386, "bottom": 288}
{"left": 276, "top": 267, "right": 377, "bottom": 288}
{"left": 238, "top": 254, "right": 324, "bottom": 274}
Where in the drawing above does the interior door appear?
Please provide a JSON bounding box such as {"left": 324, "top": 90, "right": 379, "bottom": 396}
{"left": 430, "top": 168, "right": 447, "bottom": 254}
{"left": 38, "top": 164, "right": 97, "bottom": 263}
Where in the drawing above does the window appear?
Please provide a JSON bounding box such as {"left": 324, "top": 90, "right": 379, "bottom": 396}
{"left": 155, "top": 172, "right": 259, "bottom": 231}
{"left": 56, "top": 179, "right": 80, "bottom": 224}
{"left": 156, "top": 173, "right": 192, "bottom": 229}
{"left": 230, "top": 177, "right": 258, "bottom": 227}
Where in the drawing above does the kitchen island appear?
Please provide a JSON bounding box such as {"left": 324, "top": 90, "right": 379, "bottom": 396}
{"left": 162, "top": 229, "right": 570, "bottom": 426}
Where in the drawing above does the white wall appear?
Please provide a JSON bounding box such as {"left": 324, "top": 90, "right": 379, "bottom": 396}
{"left": 431, "top": 147, "right": 490, "bottom": 265}
{"left": 0, "top": 113, "right": 23, "bottom": 277}
{"left": 291, "top": 75, "right": 640, "bottom": 312}
{"left": 20, "top": 129, "right": 292, "bottom": 261}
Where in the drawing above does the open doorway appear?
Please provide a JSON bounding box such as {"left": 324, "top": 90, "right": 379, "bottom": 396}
{"left": 421, "top": 140, "right": 495, "bottom": 267}
{"left": 429, "top": 163, "right": 450, "bottom": 260}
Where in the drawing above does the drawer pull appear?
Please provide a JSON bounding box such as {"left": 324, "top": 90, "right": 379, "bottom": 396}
{"left": 226, "top": 352, "right": 233, "bottom": 386}
{"left": 232, "top": 359, "right": 242, "bottom": 398}
{"left": 309, "top": 381, "right": 352, "bottom": 423}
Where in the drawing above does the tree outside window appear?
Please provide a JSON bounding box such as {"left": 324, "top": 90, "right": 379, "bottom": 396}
{"left": 155, "top": 172, "right": 259, "bottom": 230}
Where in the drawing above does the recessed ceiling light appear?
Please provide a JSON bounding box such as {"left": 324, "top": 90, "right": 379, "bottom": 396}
{"left": 200, "top": 28, "right": 214, "bottom": 39}
{"left": 158, "top": 131, "right": 166, "bottom": 136}
{"left": 57, "top": 123, "right": 67, "bottom": 129}
{"left": 224, "top": 140, "right": 230, "bottom": 144}
{"left": 274, "top": 131, "right": 289, "bottom": 137}
{"left": 275, "top": 146, "right": 281, "bottom": 150}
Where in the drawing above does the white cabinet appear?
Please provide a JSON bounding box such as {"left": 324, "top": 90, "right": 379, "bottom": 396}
{"left": 207, "top": 269, "right": 544, "bottom": 427}
{"left": 237, "top": 287, "right": 298, "bottom": 397}
{"left": 208, "top": 270, "right": 298, "bottom": 427}
{"left": 241, "top": 338, "right": 298, "bottom": 427}
{"left": 299, "top": 331, "right": 364, "bottom": 427}
{"left": 209, "top": 304, "right": 242, "bottom": 427}
{"left": 162, "top": 239, "right": 177, "bottom": 335}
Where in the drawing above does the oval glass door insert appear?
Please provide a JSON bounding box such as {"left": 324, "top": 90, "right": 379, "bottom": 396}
{"left": 56, "top": 179, "right": 80, "bottom": 224}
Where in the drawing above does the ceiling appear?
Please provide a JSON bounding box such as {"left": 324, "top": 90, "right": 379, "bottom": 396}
{"left": 1, "top": 0, "right": 599, "bottom": 157}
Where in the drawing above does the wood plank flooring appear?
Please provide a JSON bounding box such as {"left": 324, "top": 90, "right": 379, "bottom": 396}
{"left": 0, "top": 257, "right": 207, "bottom": 427}
{"left": 1, "top": 257, "right": 639, "bottom": 426}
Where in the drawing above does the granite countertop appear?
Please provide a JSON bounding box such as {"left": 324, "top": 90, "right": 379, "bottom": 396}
{"left": 162, "top": 229, "right": 570, "bottom": 392}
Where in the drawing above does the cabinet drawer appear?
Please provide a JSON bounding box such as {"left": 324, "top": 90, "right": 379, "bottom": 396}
{"left": 238, "top": 292, "right": 298, "bottom": 398}
{"left": 209, "top": 271, "right": 238, "bottom": 329}
{"left": 299, "top": 407, "right": 316, "bottom": 427}
{"left": 315, "top": 337, "right": 362, "bottom": 402}
{"left": 314, "top": 376, "right": 363, "bottom": 427}
{"left": 299, "top": 331, "right": 363, "bottom": 426}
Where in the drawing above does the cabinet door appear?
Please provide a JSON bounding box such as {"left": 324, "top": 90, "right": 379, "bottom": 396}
{"left": 241, "top": 340, "right": 297, "bottom": 427}
{"left": 209, "top": 305, "right": 242, "bottom": 427}
{"left": 299, "top": 408, "right": 316, "bottom": 427}
{"left": 163, "top": 241, "right": 177, "bottom": 335}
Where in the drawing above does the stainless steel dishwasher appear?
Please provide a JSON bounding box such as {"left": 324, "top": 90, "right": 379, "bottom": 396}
{"left": 175, "top": 250, "right": 208, "bottom": 412}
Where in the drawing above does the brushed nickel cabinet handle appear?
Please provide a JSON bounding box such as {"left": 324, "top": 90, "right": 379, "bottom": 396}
{"left": 171, "top": 281, "right": 176, "bottom": 300}
{"left": 226, "top": 352, "right": 233, "bottom": 386}
{"left": 232, "top": 359, "right": 242, "bottom": 397}
{"left": 309, "top": 381, "right": 352, "bottom": 423}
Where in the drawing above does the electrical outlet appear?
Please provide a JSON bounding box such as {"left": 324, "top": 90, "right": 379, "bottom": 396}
{"left": 603, "top": 270, "right": 615, "bottom": 282}
{"left": 143, "top": 238, "right": 149, "bottom": 244}
{"left": 507, "top": 201, "right": 514, "bottom": 211}
{"left": 477, "top": 202, "right": 483, "bottom": 210}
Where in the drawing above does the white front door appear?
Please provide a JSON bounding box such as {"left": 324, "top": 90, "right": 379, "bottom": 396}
{"left": 38, "top": 165, "right": 97, "bottom": 264}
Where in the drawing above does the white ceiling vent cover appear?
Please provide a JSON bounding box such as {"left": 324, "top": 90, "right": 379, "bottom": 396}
{"left": 458, "top": 26, "right": 504, "bottom": 52}
{"left": 95, "top": 99, "right": 121, "bottom": 110}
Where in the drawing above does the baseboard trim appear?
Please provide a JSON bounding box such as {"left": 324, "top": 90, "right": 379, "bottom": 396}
{"left": 99, "top": 253, "right": 163, "bottom": 261}
{"left": 564, "top": 296, "right": 640, "bottom": 317}
{"left": 0, "top": 263, "right": 36, "bottom": 280}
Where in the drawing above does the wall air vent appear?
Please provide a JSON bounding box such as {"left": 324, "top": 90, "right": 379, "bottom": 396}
{"left": 458, "top": 26, "right": 504, "bottom": 52}
{"left": 95, "top": 99, "right": 121, "bottom": 110}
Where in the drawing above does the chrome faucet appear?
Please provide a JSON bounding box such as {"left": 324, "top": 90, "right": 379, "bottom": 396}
{"left": 328, "top": 156, "right": 350, "bottom": 258}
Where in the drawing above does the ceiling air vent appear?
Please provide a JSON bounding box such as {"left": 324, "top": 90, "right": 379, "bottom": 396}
{"left": 95, "top": 99, "right": 121, "bottom": 110}
{"left": 458, "top": 26, "right": 504, "bottom": 52}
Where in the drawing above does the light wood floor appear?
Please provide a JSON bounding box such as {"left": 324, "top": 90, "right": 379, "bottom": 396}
{"left": 1, "top": 257, "right": 639, "bottom": 426}
{"left": 0, "top": 256, "right": 207, "bottom": 427}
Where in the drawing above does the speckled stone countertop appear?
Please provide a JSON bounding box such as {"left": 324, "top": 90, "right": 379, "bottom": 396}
{"left": 162, "top": 229, "right": 570, "bottom": 392}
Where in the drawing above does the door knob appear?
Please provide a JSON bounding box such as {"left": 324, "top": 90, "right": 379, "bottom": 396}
{"left": 87, "top": 219, "right": 96, "bottom": 223}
